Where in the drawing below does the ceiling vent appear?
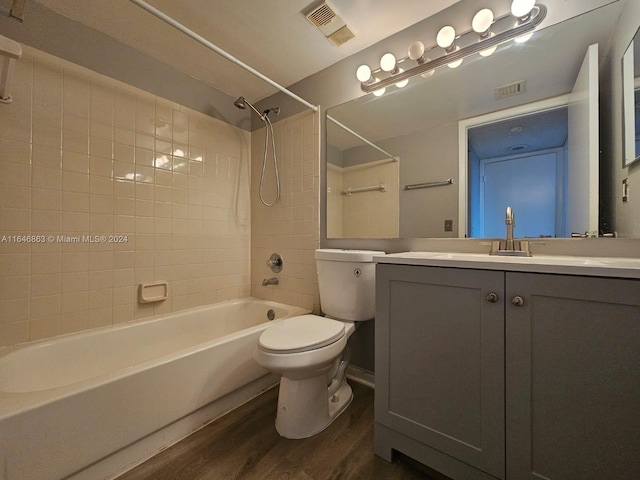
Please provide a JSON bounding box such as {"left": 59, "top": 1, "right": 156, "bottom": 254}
{"left": 328, "top": 25, "right": 355, "bottom": 47}
{"left": 495, "top": 80, "right": 526, "bottom": 99}
{"left": 304, "top": 1, "right": 354, "bottom": 47}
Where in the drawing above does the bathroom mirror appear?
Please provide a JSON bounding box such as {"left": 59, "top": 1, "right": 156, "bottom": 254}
{"left": 326, "top": 3, "right": 621, "bottom": 239}
{"left": 623, "top": 26, "right": 640, "bottom": 166}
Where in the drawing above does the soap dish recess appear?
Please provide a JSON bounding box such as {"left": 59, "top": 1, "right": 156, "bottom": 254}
{"left": 138, "top": 282, "right": 168, "bottom": 303}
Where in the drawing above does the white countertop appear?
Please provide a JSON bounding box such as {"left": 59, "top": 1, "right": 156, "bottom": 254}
{"left": 375, "top": 252, "right": 640, "bottom": 279}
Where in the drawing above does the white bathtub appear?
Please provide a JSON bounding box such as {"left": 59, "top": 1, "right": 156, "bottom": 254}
{"left": 0, "top": 298, "right": 308, "bottom": 480}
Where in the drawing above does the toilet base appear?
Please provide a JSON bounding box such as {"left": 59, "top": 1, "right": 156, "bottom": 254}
{"left": 275, "top": 375, "right": 353, "bottom": 439}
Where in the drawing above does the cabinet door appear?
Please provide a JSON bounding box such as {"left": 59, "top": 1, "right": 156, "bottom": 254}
{"left": 506, "top": 273, "right": 640, "bottom": 480}
{"left": 376, "top": 264, "right": 505, "bottom": 479}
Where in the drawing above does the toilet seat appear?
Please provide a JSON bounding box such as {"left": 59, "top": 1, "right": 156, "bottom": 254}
{"left": 258, "top": 315, "right": 345, "bottom": 354}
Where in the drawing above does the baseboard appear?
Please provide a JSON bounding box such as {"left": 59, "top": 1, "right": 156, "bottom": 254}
{"left": 346, "top": 365, "right": 375, "bottom": 389}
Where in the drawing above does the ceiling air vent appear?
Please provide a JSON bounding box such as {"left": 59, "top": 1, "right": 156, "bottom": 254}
{"left": 304, "top": 1, "right": 354, "bottom": 47}
{"left": 495, "top": 80, "right": 526, "bottom": 99}
{"left": 306, "top": 2, "right": 336, "bottom": 27}
{"left": 328, "top": 25, "right": 355, "bottom": 47}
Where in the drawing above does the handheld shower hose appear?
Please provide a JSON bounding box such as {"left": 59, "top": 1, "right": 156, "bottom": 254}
{"left": 234, "top": 97, "right": 280, "bottom": 207}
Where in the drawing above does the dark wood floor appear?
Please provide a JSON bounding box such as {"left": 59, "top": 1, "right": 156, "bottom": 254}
{"left": 116, "top": 382, "right": 447, "bottom": 480}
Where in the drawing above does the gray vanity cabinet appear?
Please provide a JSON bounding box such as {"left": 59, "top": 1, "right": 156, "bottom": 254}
{"left": 505, "top": 272, "right": 640, "bottom": 480}
{"left": 375, "top": 264, "right": 640, "bottom": 480}
{"left": 375, "top": 264, "right": 506, "bottom": 480}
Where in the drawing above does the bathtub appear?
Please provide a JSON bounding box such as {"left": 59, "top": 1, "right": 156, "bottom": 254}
{"left": 0, "top": 298, "right": 308, "bottom": 480}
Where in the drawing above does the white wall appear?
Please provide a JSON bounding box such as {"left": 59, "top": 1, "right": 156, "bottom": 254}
{"left": 603, "top": 0, "right": 640, "bottom": 237}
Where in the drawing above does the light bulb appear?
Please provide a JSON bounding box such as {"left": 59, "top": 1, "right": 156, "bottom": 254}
{"left": 515, "top": 32, "right": 534, "bottom": 43}
{"left": 408, "top": 41, "right": 425, "bottom": 62}
{"left": 479, "top": 45, "right": 497, "bottom": 57}
{"left": 479, "top": 32, "right": 497, "bottom": 57}
{"left": 472, "top": 9, "right": 494, "bottom": 34}
{"left": 511, "top": 0, "right": 535, "bottom": 18}
{"left": 421, "top": 66, "right": 435, "bottom": 78}
{"left": 380, "top": 53, "right": 397, "bottom": 72}
{"left": 395, "top": 69, "right": 408, "bottom": 88}
{"left": 436, "top": 26, "right": 456, "bottom": 49}
{"left": 356, "top": 64, "right": 372, "bottom": 83}
{"left": 447, "top": 46, "right": 463, "bottom": 68}
{"left": 373, "top": 79, "right": 385, "bottom": 97}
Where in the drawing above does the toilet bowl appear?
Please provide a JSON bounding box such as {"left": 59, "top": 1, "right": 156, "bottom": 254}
{"left": 254, "top": 249, "right": 384, "bottom": 439}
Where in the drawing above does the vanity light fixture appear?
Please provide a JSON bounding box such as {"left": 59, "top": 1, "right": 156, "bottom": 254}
{"left": 356, "top": 64, "right": 372, "bottom": 83}
{"left": 479, "top": 33, "right": 498, "bottom": 57}
{"left": 408, "top": 41, "right": 435, "bottom": 78}
{"left": 436, "top": 25, "right": 457, "bottom": 50}
{"left": 372, "top": 80, "right": 385, "bottom": 97}
{"left": 395, "top": 68, "right": 409, "bottom": 88}
{"left": 472, "top": 9, "right": 494, "bottom": 36}
{"left": 436, "top": 26, "right": 463, "bottom": 69}
{"left": 514, "top": 32, "right": 534, "bottom": 43}
{"left": 511, "top": 0, "right": 536, "bottom": 19}
{"left": 473, "top": 9, "right": 497, "bottom": 57}
{"left": 380, "top": 53, "right": 399, "bottom": 73}
{"left": 408, "top": 41, "right": 426, "bottom": 63}
{"left": 356, "top": 1, "right": 546, "bottom": 95}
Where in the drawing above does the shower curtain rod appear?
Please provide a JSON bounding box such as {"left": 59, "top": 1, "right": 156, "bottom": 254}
{"left": 327, "top": 115, "right": 399, "bottom": 162}
{"left": 128, "top": 0, "right": 319, "bottom": 113}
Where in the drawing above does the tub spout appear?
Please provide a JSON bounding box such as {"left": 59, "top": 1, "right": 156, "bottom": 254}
{"left": 262, "top": 277, "right": 279, "bottom": 286}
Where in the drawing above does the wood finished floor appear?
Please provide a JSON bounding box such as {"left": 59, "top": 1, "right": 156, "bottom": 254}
{"left": 115, "top": 382, "right": 447, "bottom": 480}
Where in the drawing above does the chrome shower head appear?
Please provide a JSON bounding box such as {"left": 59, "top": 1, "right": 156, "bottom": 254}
{"left": 233, "top": 96, "right": 264, "bottom": 120}
{"left": 233, "top": 96, "right": 246, "bottom": 109}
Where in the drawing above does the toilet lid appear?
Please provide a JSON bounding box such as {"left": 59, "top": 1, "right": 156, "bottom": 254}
{"left": 258, "top": 315, "right": 345, "bottom": 353}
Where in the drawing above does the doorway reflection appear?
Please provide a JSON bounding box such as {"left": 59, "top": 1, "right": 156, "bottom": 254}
{"left": 467, "top": 107, "right": 568, "bottom": 238}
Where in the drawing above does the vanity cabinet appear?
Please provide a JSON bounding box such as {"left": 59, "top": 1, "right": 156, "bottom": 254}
{"left": 375, "top": 263, "right": 640, "bottom": 480}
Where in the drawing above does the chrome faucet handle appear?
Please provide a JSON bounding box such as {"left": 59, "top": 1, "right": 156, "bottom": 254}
{"left": 266, "top": 253, "right": 283, "bottom": 273}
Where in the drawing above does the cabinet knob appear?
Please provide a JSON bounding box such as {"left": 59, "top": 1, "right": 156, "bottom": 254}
{"left": 511, "top": 296, "right": 525, "bottom": 306}
{"left": 486, "top": 292, "right": 499, "bottom": 303}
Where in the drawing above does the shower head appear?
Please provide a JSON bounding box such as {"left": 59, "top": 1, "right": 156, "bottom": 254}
{"left": 234, "top": 96, "right": 264, "bottom": 120}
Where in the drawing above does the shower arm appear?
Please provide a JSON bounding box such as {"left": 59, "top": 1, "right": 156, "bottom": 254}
{"left": 128, "top": 0, "right": 319, "bottom": 113}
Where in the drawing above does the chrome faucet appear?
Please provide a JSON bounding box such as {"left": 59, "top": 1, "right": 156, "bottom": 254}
{"left": 505, "top": 206, "right": 515, "bottom": 251}
{"left": 489, "top": 206, "right": 532, "bottom": 257}
{"left": 262, "top": 277, "right": 279, "bottom": 286}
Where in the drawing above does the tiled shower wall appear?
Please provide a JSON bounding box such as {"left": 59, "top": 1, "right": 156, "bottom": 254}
{"left": 327, "top": 160, "right": 399, "bottom": 238}
{"left": 0, "top": 46, "right": 251, "bottom": 347}
{"left": 250, "top": 110, "right": 320, "bottom": 314}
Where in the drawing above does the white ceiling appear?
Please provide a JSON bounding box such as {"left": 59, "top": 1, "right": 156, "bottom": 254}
{"left": 35, "top": 0, "right": 461, "bottom": 102}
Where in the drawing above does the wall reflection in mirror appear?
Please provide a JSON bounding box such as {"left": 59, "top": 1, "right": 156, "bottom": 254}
{"left": 326, "top": 2, "right": 622, "bottom": 240}
{"left": 623, "top": 26, "right": 640, "bottom": 166}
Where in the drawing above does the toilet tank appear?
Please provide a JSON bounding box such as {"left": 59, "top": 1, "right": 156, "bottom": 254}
{"left": 315, "top": 249, "right": 385, "bottom": 321}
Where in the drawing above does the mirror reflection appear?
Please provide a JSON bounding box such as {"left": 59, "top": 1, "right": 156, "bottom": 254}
{"left": 326, "top": 3, "right": 621, "bottom": 239}
{"left": 623, "top": 26, "right": 640, "bottom": 166}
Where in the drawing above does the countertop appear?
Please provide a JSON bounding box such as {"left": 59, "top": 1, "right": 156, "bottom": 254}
{"left": 374, "top": 252, "right": 640, "bottom": 279}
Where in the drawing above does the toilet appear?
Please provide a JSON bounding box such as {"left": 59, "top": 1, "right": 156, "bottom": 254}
{"left": 254, "top": 248, "right": 384, "bottom": 439}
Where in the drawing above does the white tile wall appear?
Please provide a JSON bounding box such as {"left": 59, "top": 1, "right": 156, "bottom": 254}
{"left": 0, "top": 46, "right": 252, "bottom": 347}
{"left": 328, "top": 159, "right": 399, "bottom": 238}
{"left": 250, "top": 110, "right": 320, "bottom": 313}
